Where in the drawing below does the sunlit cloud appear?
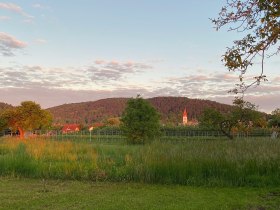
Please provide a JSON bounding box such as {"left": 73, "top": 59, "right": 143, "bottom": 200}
{"left": 0, "top": 32, "right": 27, "bottom": 56}
{"left": 0, "top": 86, "right": 152, "bottom": 108}
{"left": 0, "top": 2, "right": 33, "bottom": 19}
{"left": 0, "top": 63, "right": 279, "bottom": 112}
{"left": 153, "top": 73, "right": 280, "bottom": 102}
{"left": 272, "top": 76, "right": 280, "bottom": 82}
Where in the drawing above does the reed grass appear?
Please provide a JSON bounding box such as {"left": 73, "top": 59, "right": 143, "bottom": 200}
{"left": 0, "top": 137, "right": 279, "bottom": 187}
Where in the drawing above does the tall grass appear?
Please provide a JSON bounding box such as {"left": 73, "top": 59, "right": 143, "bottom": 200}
{"left": 135, "top": 139, "right": 280, "bottom": 186}
{"left": 0, "top": 137, "right": 280, "bottom": 186}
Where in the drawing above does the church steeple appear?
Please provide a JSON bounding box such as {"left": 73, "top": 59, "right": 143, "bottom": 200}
{"left": 183, "top": 108, "right": 188, "bottom": 125}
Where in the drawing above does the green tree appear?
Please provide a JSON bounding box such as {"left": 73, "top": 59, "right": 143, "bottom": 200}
{"left": 212, "top": 0, "right": 280, "bottom": 93}
{"left": 0, "top": 101, "right": 53, "bottom": 139}
{"left": 199, "top": 108, "right": 225, "bottom": 130}
{"left": 120, "top": 95, "right": 161, "bottom": 144}
{"left": 199, "top": 97, "right": 261, "bottom": 139}
{"left": 269, "top": 108, "right": 280, "bottom": 127}
{"left": 0, "top": 117, "right": 7, "bottom": 133}
{"left": 199, "top": 107, "right": 235, "bottom": 139}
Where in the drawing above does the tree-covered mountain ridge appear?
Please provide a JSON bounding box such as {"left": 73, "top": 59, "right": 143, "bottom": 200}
{"left": 0, "top": 102, "right": 13, "bottom": 111}
{"left": 46, "top": 97, "right": 234, "bottom": 125}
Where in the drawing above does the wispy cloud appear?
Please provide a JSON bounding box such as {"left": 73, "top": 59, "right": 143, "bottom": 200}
{"left": 87, "top": 60, "right": 153, "bottom": 83}
{"left": 34, "top": 38, "right": 47, "bottom": 44}
{"left": 0, "top": 60, "right": 153, "bottom": 91}
{"left": 0, "top": 65, "right": 92, "bottom": 90}
{"left": 0, "top": 2, "right": 33, "bottom": 20}
{"left": 0, "top": 32, "right": 27, "bottom": 56}
{"left": 151, "top": 73, "right": 280, "bottom": 99}
{"left": 32, "top": 3, "right": 43, "bottom": 9}
{"left": 0, "top": 63, "right": 279, "bottom": 112}
{"left": 32, "top": 3, "right": 49, "bottom": 9}
{"left": 0, "top": 86, "right": 152, "bottom": 108}
{"left": 0, "top": 15, "right": 10, "bottom": 21}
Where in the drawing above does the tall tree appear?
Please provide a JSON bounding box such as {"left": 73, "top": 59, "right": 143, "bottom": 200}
{"left": 199, "top": 97, "right": 261, "bottom": 139}
{"left": 0, "top": 101, "right": 52, "bottom": 139}
{"left": 121, "top": 95, "right": 161, "bottom": 144}
{"left": 199, "top": 108, "right": 225, "bottom": 130}
{"left": 212, "top": 0, "right": 280, "bottom": 93}
{"left": 269, "top": 108, "right": 280, "bottom": 127}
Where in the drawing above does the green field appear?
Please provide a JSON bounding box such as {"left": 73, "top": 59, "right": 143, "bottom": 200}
{"left": 1, "top": 178, "right": 280, "bottom": 210}
{"left": 1, "top": 137, "right": 280, "bottom": 209}
{"left": 1, "top": 137, "right": 280, "bottom": 186}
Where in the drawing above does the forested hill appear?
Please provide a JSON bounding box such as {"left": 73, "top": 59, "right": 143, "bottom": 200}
{"left": 0, "top": 102, "right": 13, "bottom": 112}
{"left": 47, "top": 97, "right": 233, "bottom": 125}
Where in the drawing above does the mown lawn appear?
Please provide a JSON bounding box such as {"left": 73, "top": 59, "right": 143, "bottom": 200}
{"left": 0, "top": 178, "right": 280, "bottom": 210}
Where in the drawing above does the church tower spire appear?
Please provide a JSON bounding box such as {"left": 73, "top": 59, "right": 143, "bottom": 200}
{"left": 183, "top": 108, "right": 188, "bottom": 125}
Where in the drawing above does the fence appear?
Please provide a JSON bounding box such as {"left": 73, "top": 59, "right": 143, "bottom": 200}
{"left": 0, "top": 127, "right": 276, "bottom": 141}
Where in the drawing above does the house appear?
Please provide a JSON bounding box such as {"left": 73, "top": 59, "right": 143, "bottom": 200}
{"left": 62, "top": 124, "right": 80, "bottom": 133}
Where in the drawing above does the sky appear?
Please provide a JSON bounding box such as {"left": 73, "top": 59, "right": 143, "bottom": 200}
{"left": 0, "top": 1, "right": 279, "bottom": 113}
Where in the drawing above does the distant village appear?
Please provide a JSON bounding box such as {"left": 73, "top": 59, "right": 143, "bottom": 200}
{"left": 61, "top": 108, "right": 198, "bottom": 134}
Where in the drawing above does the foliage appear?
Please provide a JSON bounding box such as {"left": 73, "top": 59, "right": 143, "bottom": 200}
{"left": 199, "top": 108, "right": 225, "bottom": 130}
{"left": 105, "top": 117, "right": 121, "bottom": 126}
{"left": 269, "top": 108, "right": 280, "bottom": 127}
{"left": 199, "top": 97, "right": 262, "bottom": 139}
{"left": 47, "top": 97, "right": 233, "bottom": 126}
{"left": 0, "top": 101, "right": 52, "bottom": 139}
{"left": 0, "top": 102, "right": 12, "bottom": 112}
{"left": 0, "top": 117, "right": 7, "bottom": 132}
{"left": 121, "top": 95, "right": 161, "bottom": 144}
{"left": 212, "top": 0, "right": 280, "bottom": 92}
{"left": 0, "top": 103, "right": 11, "bottom": 132}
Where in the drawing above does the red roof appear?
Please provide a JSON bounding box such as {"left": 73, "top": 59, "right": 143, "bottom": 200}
{"left": 62, "top": 124, "right": 80, "bottom": 133}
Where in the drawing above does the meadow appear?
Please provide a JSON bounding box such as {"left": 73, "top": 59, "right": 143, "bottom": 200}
{"left": 1, "top": 178, "right": 280, "bottom": 210}
{"left": 0, "top": 136, "right": 280, "bottom": 187}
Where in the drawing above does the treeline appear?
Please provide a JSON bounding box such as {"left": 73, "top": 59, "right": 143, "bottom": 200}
{"left": 47, "top": 97, "right": 234, "bottom": 125}
{"left": 0, "top": 102, "right": 12, "bottom": 111}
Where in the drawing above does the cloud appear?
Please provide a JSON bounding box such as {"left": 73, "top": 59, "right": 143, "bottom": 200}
{"left": 0, "top": 32, "right": 27, "bottom": 56}
{"left": 32, "top": 3, "right": 49, "bottom": 10}
{"left": 272, "top": 77, "right": 280, "bottom": 82}
{"left": 0, "top": 86, "right": 152, "bottom": 108}
{"left": 0, "top": 2, "right": 33, "bottom": 19}
{"left": 32, "top": 3, "right": 43, "bottom": 9}
{"left": 0, "top": 16, "right": 10, "bottom": 21}
{"left": 0, "top": 63, "right": 279, "bottom": 112}
{"left": 94, "top": 59, "right": 105, "bottom": 65}
{"left": 1, "top": 84, "right": 278, "bottom": 113}
{"left": 151, "top": 73, "right": 280, "bottom": 107}
{"left": 0, "top": 65, "right": 93, "bottom": 90}
{"left": 87, "top": 60, "right": 153, "bottom": 82}
{"left": 209, "top": 94, "right": 280, "bottom": 113}
{"left": 34, "top": 39, "right": 47, "bottom": 44}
